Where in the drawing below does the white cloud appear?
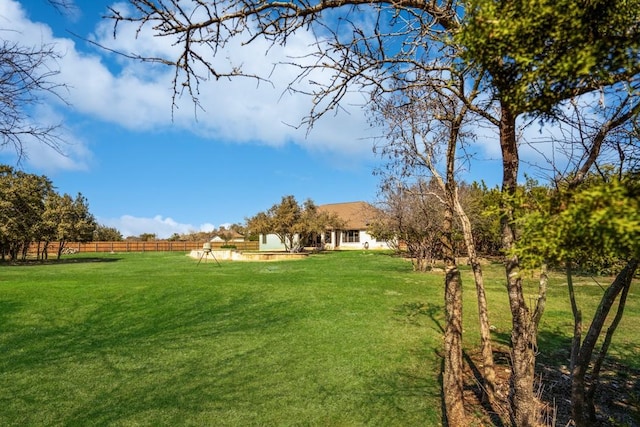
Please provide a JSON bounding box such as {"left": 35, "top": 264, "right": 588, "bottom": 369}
{"left": 198, "top": 223, "right": 217, "bottom": 233}
{"left": 0, "top": 0, "right": 377, "bottom": 171}
{"left": 88, "top": 8, "right": 377, "bottom": 155}
{"left": 100, "top": 214, "right": 216, "bottom": 239}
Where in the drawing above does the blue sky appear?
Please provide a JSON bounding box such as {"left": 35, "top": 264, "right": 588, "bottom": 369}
{"left": 0, "top": 0, "right": 509, "bottom": 238}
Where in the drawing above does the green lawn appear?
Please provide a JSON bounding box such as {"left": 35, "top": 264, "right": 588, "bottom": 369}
{"left": 1, "top": 251, "right": 638, "bottom": 426}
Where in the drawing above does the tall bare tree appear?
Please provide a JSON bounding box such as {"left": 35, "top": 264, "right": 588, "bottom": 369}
{"left": 372, "top": 69, "right": 498, "bottom": 410}
{"left": 0, "top": 0, "right": 73, "bottom": 161}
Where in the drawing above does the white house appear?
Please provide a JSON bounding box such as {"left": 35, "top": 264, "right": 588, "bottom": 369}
{"left": 258, "top": 201, "right": 391, "bottom": 251}
{"left": 210, "top": 231, "right": 245, "bottom": 243}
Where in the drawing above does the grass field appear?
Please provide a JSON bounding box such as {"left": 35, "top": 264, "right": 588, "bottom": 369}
{"left": 1, "top": 251, "right": 638, "bottom": 426}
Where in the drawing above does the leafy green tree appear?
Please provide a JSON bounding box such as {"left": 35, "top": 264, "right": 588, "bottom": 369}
{"left": 93, "top": 224, "right": 124, "bottom": 241}
{"left": 138, "top": 233, "right": 157, "bottom": 242}
{"left": 459, "top": 0, "right": 640, "bottom": 115}
{"left": 0, "top": 166, "right": 53, "bottom": 260}
{"left": 246, "top": 211, "right": 270, "bottom": 241}
{"left": 249, "top": 196, "right": 298, "bottom": 251}
{"left": 458, "top": 3, "right": 640, "bottom": 422}
{"left": 0, "top": 166, "right": 98, "bottom": 261}
{"left": 247, "top": 196, "right": 341, "bottom": 252}
{"left": 249, "top": 195, "right": 302, "bottom": 252}
{"left": 516, "top": 172, "right": 640, "bottom": 426}
{"left": 296, "top": 199, "right": 343, "bottom": 249}
{"left": 43, "top": 192, "right": 96, "bottom": 259}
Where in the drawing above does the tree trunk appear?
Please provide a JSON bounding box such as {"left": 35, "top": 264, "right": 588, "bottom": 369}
{"left": 499, "top": 103, "right": 539, "bottom": 427}
{"left": 505, "top": 256, "right": 538, "bottom": 427}
{"left": 442, "top": 190, "right": 465, "bottom": 426}
{"left": 571, "top": 259, "right": 638, "bottom": 427}
{"left": 566, "top": 262, "right": 582, "bottom": 372}
{"left": 57, "top": 240, "right": 65, "bottom": 259}
{"left": 21, "top": 241, "right": 29, "bottom": 260}
{"left": 453, "top": 194, "right": 497, "bottom": 404}
{"left": 585, "top": 263, "right": 634, "bottom": 422}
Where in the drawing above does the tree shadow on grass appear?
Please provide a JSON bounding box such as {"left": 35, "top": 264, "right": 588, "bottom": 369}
{"left": 0, "top": 257, "right": 122, "bottom": 266}
{"left": 0, "top": 292, "right": 306, "bottom": 425}
{"left": 361, "top": 352, "right": 444, "bottom": 425}
{"left": 462, "top": 350, "right": 508, "bottom": 427}
{"left": 393, "top": 301, "right": 445, "bottom": 332}
{"left": 0, "top": 300, "right": 21, "bottom": 327}
{"left": 1, "top": 292, "right": 297, "bottom": 372}
{"left": 393, "top": 301, "right": 507, "bottom": 426}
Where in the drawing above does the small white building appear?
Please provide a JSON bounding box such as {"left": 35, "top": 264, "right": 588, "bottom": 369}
{"left": 259, "top": 201, "right": 391, "bottom": 251}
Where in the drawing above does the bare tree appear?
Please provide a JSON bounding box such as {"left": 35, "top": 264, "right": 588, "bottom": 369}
{"left": 372, "top": 68, "right": 499, "bottom": 411}
{"left": 0, "top": 39, "right": 66, "bottom": 160}
{"left": 0, "top": 0, "right": 75, "bottom": 160}
{"left": 371, "top": 179, "right": 445, "bottom": 271}
{"left": 106, "top": 0, "right": 461, "bottom": 123}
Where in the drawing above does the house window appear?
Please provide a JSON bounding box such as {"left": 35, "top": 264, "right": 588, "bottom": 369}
{"left": 305, "top": 233, "right": 322, "bottom": 247}
{"left": 261, "top": 234, "right": 267, "bottom": 244}
{"left": 324, "top": 231, "right": 332, "bottom": 243}
{"left": 343, "top": 230, "right": 359, "bottom": 243}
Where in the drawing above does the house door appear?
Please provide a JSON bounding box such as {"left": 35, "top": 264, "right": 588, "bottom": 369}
{"left": 335, "top": 230, "right": 341, "bottom": 248}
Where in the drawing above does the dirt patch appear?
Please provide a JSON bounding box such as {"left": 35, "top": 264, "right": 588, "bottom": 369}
{"left": 463, "top": 348, "right": 640, "bottom": 426}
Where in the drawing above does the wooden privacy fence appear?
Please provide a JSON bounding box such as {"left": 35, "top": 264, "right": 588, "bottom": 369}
{"left": 28, "top": 240, "right": 259, "bottom": 255}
